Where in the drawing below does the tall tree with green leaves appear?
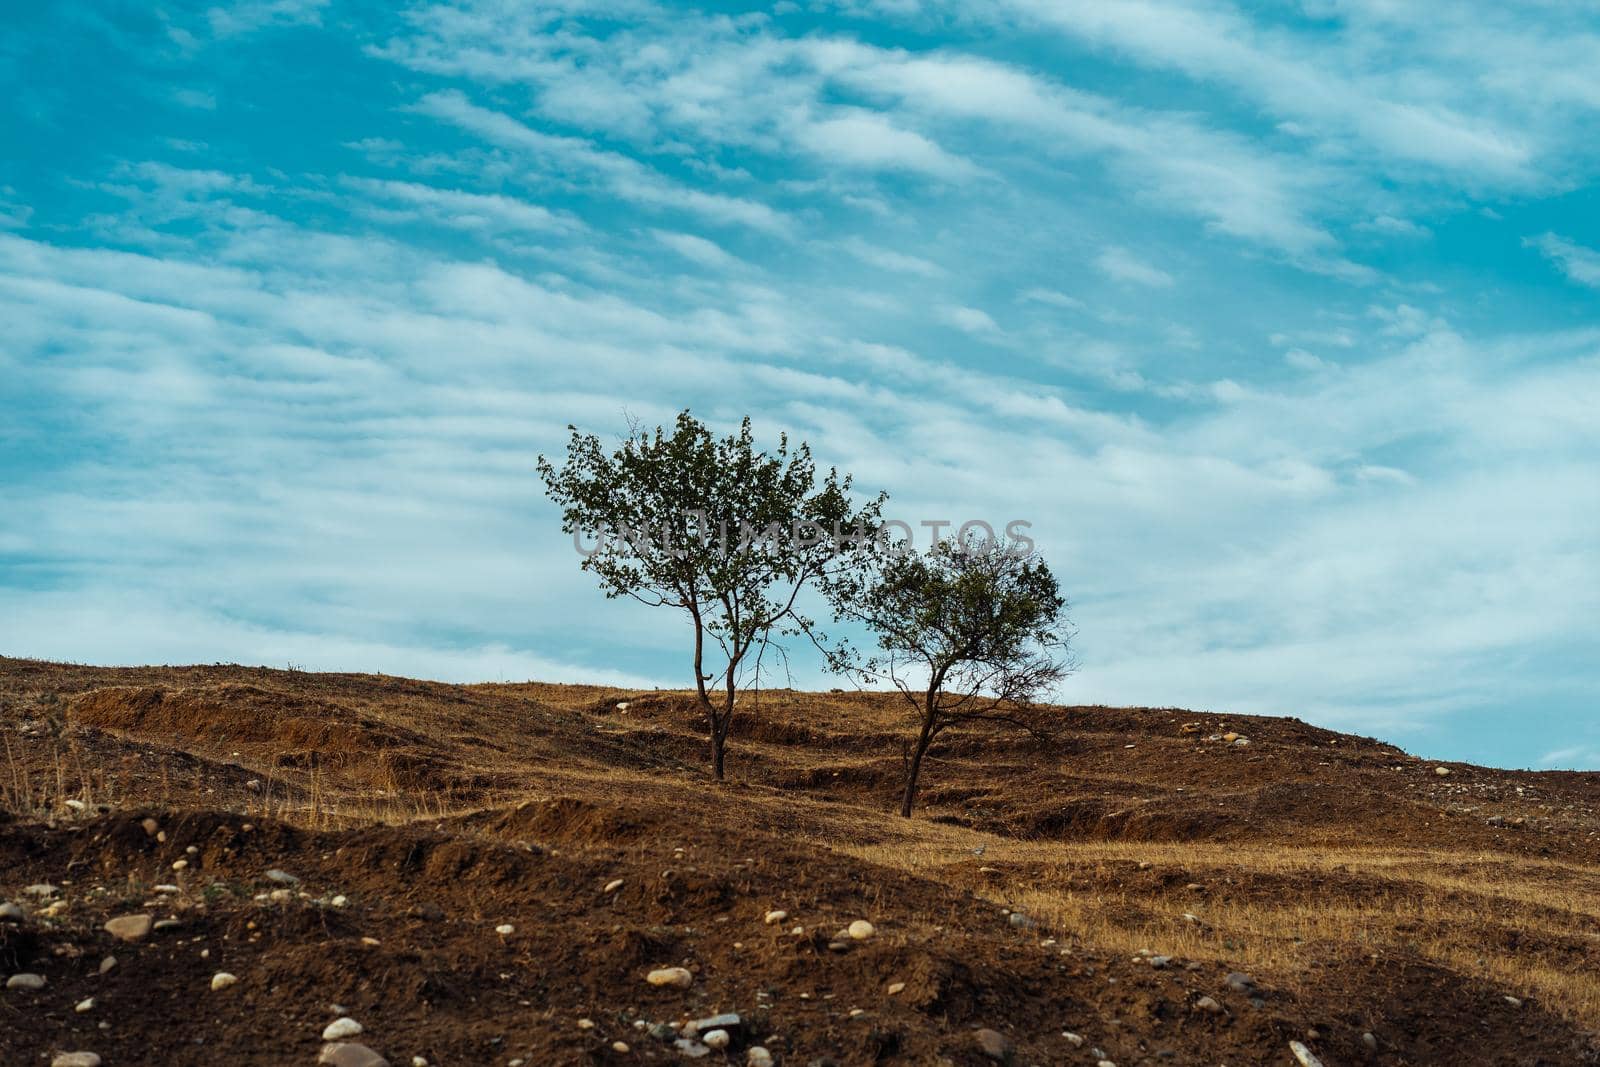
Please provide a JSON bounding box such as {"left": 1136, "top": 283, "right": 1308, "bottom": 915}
{"left": 538, "top": 411, "right": 883, "bottom": 779}
{"left": 825, "top": 534, "right": 1074, "bottom": 817}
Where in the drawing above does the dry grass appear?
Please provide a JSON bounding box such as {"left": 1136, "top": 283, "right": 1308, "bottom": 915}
{"left": 837, "top": 835, "right": 1600, "bottom": 1023}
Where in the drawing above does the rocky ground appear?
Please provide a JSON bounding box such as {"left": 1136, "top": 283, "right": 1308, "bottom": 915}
{"left": 2, "top": 657, "right": 1598, "bottom": 1066}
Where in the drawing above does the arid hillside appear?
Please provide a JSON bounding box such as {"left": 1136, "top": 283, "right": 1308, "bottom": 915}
{"left": 1, "top": 657, "right": 1598, "bottom": 1067}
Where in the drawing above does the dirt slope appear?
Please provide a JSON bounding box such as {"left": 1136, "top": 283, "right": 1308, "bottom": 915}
{"left": 1, "top": 657, "right": 1597, "bottom": 1067}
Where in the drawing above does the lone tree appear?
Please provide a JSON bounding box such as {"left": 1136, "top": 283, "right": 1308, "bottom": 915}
{"left": 826, "top": 534, "right": 1073, "bottom": 817}
{"left": 538, "top": 411, "right": 882, "bottom": 779}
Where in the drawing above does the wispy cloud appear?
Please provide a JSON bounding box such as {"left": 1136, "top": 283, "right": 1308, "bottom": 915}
{"left": 1095, "top": 246, "right": 1174, "bottom": 287}
{"left": 1526, "top": 233, "right": 1600, "bottom": 288}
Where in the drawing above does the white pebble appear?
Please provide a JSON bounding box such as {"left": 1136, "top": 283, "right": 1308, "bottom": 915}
{"left": 495, "top": 923, "right": 515, "bottom": 935}
{"left": 848, "top": 920, "right": 875, "bottom": 940}
{"left": 764, "top": 910, "right": 788, "bottom": 925}
{"left": 75, "top": 997, "right": 95, "bottom": 1012}
{"left": 604, "top": 879, "right": 624, "bottom": 893}
{"left": 702, "top": 1029, "right": 730, "bottom": 1050}
{"left": 211, "top": 972, "right": 238, "bottom": 991}
{"left": 747, "top": 1049, "right": 774, "bottom": 1067}
{"left": 322, "top": 1017, "right": 363, "bottom": 1041}
{"left": 646, "top": 966, "right": 694, "bottom": 988}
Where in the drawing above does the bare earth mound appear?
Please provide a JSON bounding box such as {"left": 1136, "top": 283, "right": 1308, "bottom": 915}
{"left": 2, "top": 657, "right": 1598, "bottom": 1066}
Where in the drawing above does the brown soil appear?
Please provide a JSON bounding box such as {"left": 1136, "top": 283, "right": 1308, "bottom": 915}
{"left": 1, "top": 657, "right": 1598, "bottom": 1066}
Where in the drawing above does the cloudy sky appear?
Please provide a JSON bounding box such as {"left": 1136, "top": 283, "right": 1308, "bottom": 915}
{"left": 3, "top": 1, "right": 1598, "bottom": 768}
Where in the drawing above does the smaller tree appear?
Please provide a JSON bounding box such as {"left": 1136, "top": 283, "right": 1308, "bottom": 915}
{"left": 826, "top": 534, "right": 1073, "bottom": 817}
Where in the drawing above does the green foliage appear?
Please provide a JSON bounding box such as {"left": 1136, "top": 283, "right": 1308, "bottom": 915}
{"left": 825, "top": 533, "right": 1073, "bottom": 815}
{"left": 538, "top": 410, "right": 884, "bottom": 777}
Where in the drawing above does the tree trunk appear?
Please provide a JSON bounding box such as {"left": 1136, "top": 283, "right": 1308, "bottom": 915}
{"left": 899, "top": 704, "right": 938, "bottom": 818}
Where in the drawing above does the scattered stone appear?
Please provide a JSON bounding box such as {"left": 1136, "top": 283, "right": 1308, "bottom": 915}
{"left": 702, "top": 1029, "right": 730, "bottom": 1050}
{"left": 52, "top": 1055, "right": 102, "bottom": 1067}
{"left": 319, "top": 1044, "right": 389, "bottom": 1067}
{"left": 6, "top": 973, "right": 46, "bottom": 990}
{"left": 1062, "top": 1032, "right": 1084, "bottom": 1047}
{"left": 75, "top": 997, "right": 95, "bottom": 1013}
{"left": 646, "top": 966, "right": 694, "bottom": 989}
{"left": 1007, "top": 912, "right": 1034, "bottom": 929}
{"left": 1232, "top": 737, "right": 1251, "bottom": 747}
{"left": 141, "top": 818, "right": 160, "bottom": 836}
{"left": 246, "top": 779, "right": 262, "bottom": 792}
{"left": 1186, "top": 883, "right": 1206, "bottom": 892}
{"left": 331, "top": 895, "right": 349, "bottom": 908}
{"left": 322, "top": 1017, "right": 364, "bottom": 1041}
{"left": 1504, "top": 995, "right": 1523, "bottom": 1007}
{"left": 886, "top": 981, "right": 906, "bottom": 996}
{"left": 495, "top": 924, "right": 515, "bottom": 936}
{"left": 1148, "top": 955, "right": 1172, "bottom": 969}
{"left": 265, "top": 869, "right": 299, "bottom": 885}
{"left": 612, "top": 1042, "right": 630, "bottom": 1053}
{"left": 65, "top": 799, "right": 87, "bottom": 811}
{"left": 748, "top": 1048, "right": 774, "bottom": 1067}
{"left": 1434, "top": 766, "right": 1451, "bottom": 777}
{"left": 1288, "top": 1041, "right": 1324, "bottom": 1067}
{"left": 0, "top": 902, "right": 23, "bottom": 923}
{"left": 1362, "top": 1032, "right": 1378, "bottom": 1050}
{"left": 1225, "top": 972, "right": 1256, "bottom": 993}
{"left": 974, "top": 1028, "right": 1011, "bottom": 1061}
{"left": 764, "top": 910, "right": 789, "bottom": 925}
{"left": 98, "top": 957, "right": 117, "bottom": 975}
{"left": 171, "top": 859, "right": 188, "bottom": 871}
{"left": 604, "top": 879, "right": 625, "bottom": 894}
{"left": 153, "top": 919, "right": 181, "bottom": 932}
{"left": 1194, "top": 995, "right": 1224, "bottom": 1015}
{"left": 24, "top": 884, "right": 58, "bottom": 898}
{"left": 211, "top": 972, "right": 238, "bottom": 991}
{"left": 848, "top": 920, "right": 876, "bottom": 940}
{"left": 413, "top": 1059, "right": 429, "bottom": 1067}
{"left": 689, "top": 1013, "right": 740, "bottom": 1034}
{"left": 1222, "top": 732, "right": 1239, "bottom": 742}
{"left": 673, "top": 1038, "right": 710, "bottom": 1058}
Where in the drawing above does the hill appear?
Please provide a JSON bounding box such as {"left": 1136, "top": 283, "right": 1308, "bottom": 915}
{"left": 2, "top": 657, "right": 1598, "bottom": 1066}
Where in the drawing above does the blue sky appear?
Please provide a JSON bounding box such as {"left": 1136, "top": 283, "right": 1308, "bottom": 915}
{"left": 2, "top": 1, "right": 1597, "bottom": 769}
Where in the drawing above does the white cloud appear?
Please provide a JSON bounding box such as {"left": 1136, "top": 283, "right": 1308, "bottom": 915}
{"left": 1526, "top": 233, "right": 1600, "bottom": 288}
{"left": 1094, "top": 246, "right": 1174, "bottom": 287}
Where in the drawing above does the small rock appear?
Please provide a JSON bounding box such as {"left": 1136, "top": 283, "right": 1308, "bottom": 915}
{"left": 75, "top": 997, "right": 95, "bottom": 1012}
{"left": 1194, "top": 995, "right": 1224, "bottom": 1015}
{"left": 748, "top": 1048, "right": 774, "bottom": 1067}
{"left": 51, "top": 1055, "right": 102, "bottom": 1067}
{"left": 322, "top": 1017, "right": 364, "bottom": 1041}
{"left": 886, "top": 981, "right": 906, "bottom": 996}
{"left": 265, "top": 869, "right": 299, "bottom": 885}
{"left": 763, "top": 910, "right": 788, "bottom": 925}
{"left": 65, "top": 799, "right": 87, "bottom": 811}
{"left": 1434, "top": 766, "right": 1451, "bottom": 776}
{"left": 172, "top": 859, "right": 188, "bottom": 871}
{"left": 211, "top": 972, "right": 238, "bottom": 991}
{"left": 141, "top": 818, "right": 160, "bottom": 836}
{"left": 6, "top": 973, "right": 46, "bottom": 990}
{"left": 1222, "top": 732, "right": 1239, "bottom": 742}
{"left": 24, "top": 884, "right": 58, "bottom": 898}
{"left": 847, "top": 920, "right": 875, "bottom": 940}
{"left": 1504, "top": 995, "right": 1522, "bottom": 1007}
{"left": 611, "top": 1041, "right": 630, "bottom": 1053}
{"left": 413, "top": 1059, "right": 429, "bottom": 1067}
{"left": 690, "top": 1013, "right": 740, "bottom": 1033}
{"left": 98, "top": 956, "right": 117, "bottom": 975}
{"left": 246, "top": 779, "right": 262, "bottom": 791}
{"left": 646, "top": 966, "right": 694, "bottom": 989}
{"left": 1225, "top": 972, "right": 1256, "bottom": 993}
{"left": 1148, "top": 955, "right": 1171, "bottom": 968}
{"left": 1288, "top": 1041, "right": 1324, "bottom": 1067}
{"left": 1362, "top": 1032, "right": 1378, "bottom": 1050}
{"left": 1062, "top": 1032, "right": 1084, "bottom": 1047}
{"left": 974, "top": 1028, "right": 1011, "bottom": 1061}
{"left": 0, "top": 902, "right": 24, "bottom": 923}
{"left": 319, "top": 1044, "right": 389, "bottom": 1067}
{"left": 1007, "top": 912, "right": 1034, "bottom": 929}
{"left": 494, "top": 923, "right": 515, "bottom": 936}
{"left": 331, "top": 895, "right": 349, "bottom": 908}
{"left": 673, "top": 1038, "right": 710, "bottom": 1058}
{"left": 702, "top": 1029, "right": 730, "bottom": 1050}
{"left": 604, "top": 879, "right": 625, "bottom": 894}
